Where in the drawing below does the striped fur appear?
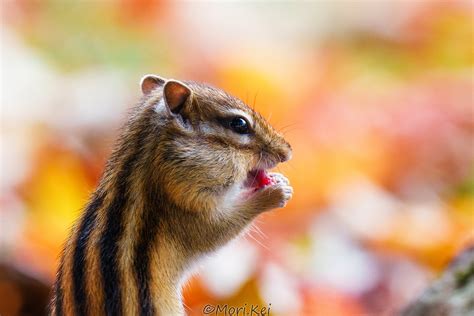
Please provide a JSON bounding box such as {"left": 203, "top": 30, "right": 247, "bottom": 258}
{"left": 50, "top": 78, "right": 293, "bottom": 315}
{"left": 72, "top": 192, "right": 103, "bottom": 315}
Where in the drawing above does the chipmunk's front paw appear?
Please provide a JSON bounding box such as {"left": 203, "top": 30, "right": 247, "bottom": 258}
{"left": 252, "top": 173, "right": 293, "bottom": 211}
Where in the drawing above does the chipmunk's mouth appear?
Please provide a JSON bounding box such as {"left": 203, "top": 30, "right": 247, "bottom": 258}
{"left": 244, "top": 169, "right": 274, "bottom": 191}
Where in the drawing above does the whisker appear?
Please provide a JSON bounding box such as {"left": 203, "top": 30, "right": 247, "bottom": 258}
{"left": 251, "top": 222, "right": 267, "bottom": 239}
{"left": 281, "top": 128, "right": 303, "bottom": 137}
{"left": 252, "top": 92, "right": 258, "bottom": 111}
{"left": 282, "top": 125, "right": 304, "bottom": 133}
{"left": 183, "top": 301, "right": 191, "bottom": 312}
{"left": 245, "top": 227, "right": 269, "bottom": 250}
{"left": 285, "top": 161, "right": 296, "bottom": 170}
{"left": 266, "top": 111, "right": 273, "bottom": 123}
{"left": 278, "top": 122, "right": 301, "bottom": 134}
{"left": 279, "top": 122, "right": 299, "bottom": 129}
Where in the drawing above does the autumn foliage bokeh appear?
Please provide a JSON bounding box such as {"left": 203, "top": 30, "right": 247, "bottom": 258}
{"left": 1, "top": 1, "right": 473, "bottom": 315}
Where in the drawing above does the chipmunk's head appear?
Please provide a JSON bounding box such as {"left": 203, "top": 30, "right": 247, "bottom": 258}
{"left": 140, "top": 75, "right": 292, "bottom": 210}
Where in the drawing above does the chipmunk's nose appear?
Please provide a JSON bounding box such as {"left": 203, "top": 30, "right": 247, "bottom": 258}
{"left": 277, "top": 142, "right": 292, "bottom": 163}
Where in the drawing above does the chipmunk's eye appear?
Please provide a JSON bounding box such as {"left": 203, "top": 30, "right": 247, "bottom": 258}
{"left": 229, "top": 117, "right": 250, "bottom": 134}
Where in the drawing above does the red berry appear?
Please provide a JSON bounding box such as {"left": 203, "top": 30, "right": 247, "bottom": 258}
{"left": 256, "top": 170, "right": 273, "bottom": 187}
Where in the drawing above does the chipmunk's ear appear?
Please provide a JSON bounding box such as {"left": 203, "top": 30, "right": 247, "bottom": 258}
{"left": 163, "top": 80, "right": 192, "bottom": 114}
{"left": 140, "top": 74, "right": 166, "bottom": 94}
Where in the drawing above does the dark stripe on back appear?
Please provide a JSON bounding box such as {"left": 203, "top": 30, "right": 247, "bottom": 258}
{"left": 53, "top": 261, "right": 64, "bottom": 316}
{"left": 133, "top": 187, "right": 163, "bottom": 316}
{"left": 100, "top": 130, "right": 147, "bottom": 316}
{"left": 72, "top": 192, "right": 104, "bottom": 315}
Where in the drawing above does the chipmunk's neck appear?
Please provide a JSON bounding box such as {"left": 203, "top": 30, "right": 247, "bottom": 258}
{"left": 52, "top": 109, "right": 190, "bottom": 315}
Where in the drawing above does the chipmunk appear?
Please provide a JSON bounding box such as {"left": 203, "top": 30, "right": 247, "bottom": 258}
{"left": 50, "top": 75, "right": 293, "bottom": 316}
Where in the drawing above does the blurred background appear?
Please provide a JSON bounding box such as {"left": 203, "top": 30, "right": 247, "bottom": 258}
{"left": 1, "top": 1, "right": 473, "bottom": 315}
